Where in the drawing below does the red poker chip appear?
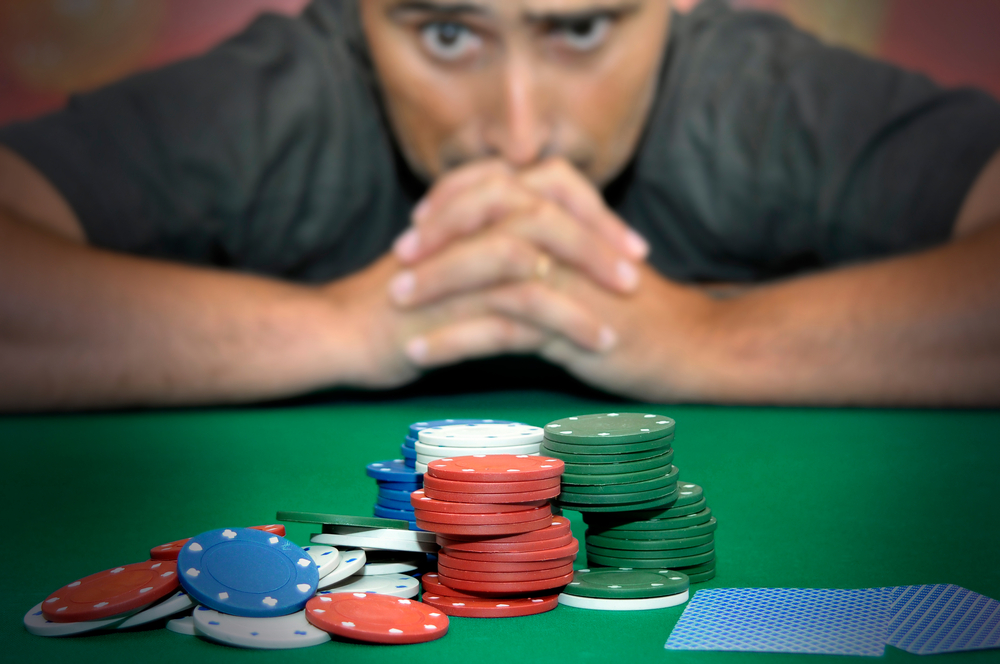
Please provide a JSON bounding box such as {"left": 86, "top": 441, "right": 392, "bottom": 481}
{"left": 442, "top": 539, "right": 579, "bottom": 563}
{"left": 436, "top": 516, "right": 572, "bottom": 548}
{"left": 422, "top": 593, "right": 559, "bottom": 618}
{"left": 416, "top": 513, "right": 553, "bottom": 536}
{"left": 438, "top": 551, "right": 577, "bottom": 572}
{"left": 421, "top": 574, "right": 528, "bottom": 599}
{"left": 305, "top": 593, "right": 448, "bottom": 645}
{"left": 42, "top": 560, "right": 179, "bottom": 623}
{"left": 410, "top": 490, "right": 548, "bottom": 514}
{"left": 423, "top": 485, "right": 560, "bottom": 504}
{"left": 427, "top": 455, "right": 564, "bottom": 482}
{"left": 438, "top": 570, "right": 575, "bottom": 594}
{"left": 413, "top": 504, "right": 551, "bottom": 526}
{"left": 149, "top": 524, "right": 286, "bottom": 561}
{"left": 441, "top": 534, "right": 575, "bottom": 556}
{"left": 438, "top": 561, "right": 575, "bottom": 583}
{"left": 423, "top": 475, "right": 561, "bottom": 494}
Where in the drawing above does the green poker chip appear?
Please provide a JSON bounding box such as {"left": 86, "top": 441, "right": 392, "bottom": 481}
{"left": 673, "top": 560, "right": 716, "bottom": 575}
{"left": 541, "top": 444, "right": 668, "bottom": 465}
{"left": 558, "top": 488, "right": 678, "bottom": 513}
{"left": 562, "top": 567, "right": 690, "bottom": 599}
{"left": 544, "top": 412, "right": 675, "bottom": 445}
{"left": 558, "top": 483, "right": 677, "bottom": 505}
{"left": 587, "top": 541, "right": 715, "bottom": 560}
{"left": 562, "top": 461, "right": 674, "bottom": 486}
{"left": 276, "top": 511, "right": 409, "bottom": 530}
{"left": 587, "top": 549, "right": 716, "bottom": 569}
{"left": 583, "top": 498, "right": 707, "bottom": 524}
{"left": 672, "top": 482, "right": 704, "bottom": 507}
{"left": 585, "top": 532, "right": 715, "bottom": 551}
{"left": 583, "top": 507, "right": 713, "bottom": 530}
{"left": 688, "top": 568, "right": 717, "bottom": 584}
{"left": 588, "top": 516, "right": 718, "bottom": 540}
{"left": 541, "top": 435, "right": 673, "bottom": 455}
{"left": 557, "top": 466, "right": 679, "bottom": 495}
{"left": 560, "top": 450, "right": 675, "bottom": 476}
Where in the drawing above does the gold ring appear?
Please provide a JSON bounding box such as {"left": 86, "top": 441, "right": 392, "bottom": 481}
{"left": 534, "top": 254, "right": 552, "bottom": 281}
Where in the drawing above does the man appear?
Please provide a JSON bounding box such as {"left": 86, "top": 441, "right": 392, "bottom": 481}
{"left": 1, "top": 0, "right": 999, "bottom": 411}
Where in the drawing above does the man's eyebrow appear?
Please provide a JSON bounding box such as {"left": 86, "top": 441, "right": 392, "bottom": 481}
{"left": 523, "top": 2, "right": 642, "bottom": 24}
{"left": 388, "top": 1, "right": 491, "bottom": 17}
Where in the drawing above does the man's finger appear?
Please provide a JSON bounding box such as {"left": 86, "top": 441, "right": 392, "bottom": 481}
{"left": 411, "top": 160, "right": 512, "bottom": 227}
{"left": 405, "top": 316, "right": 546, "bottom": 368}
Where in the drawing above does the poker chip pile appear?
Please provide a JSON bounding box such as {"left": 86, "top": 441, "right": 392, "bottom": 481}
{"left": 366, "top": 457, "right": 424, "bottom": 528}
{"left": 541, "top": 413, "right": 718, "bottom": 599}
{"left": 25, "top": 520, "right": 449, "bottom": 648}
{"left": 412, "top": 454, "right": 582, "bottom": 618}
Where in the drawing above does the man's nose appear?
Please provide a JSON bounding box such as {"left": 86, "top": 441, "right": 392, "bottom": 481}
{"left": 486, "top": 57, "right": 551, "bottom": 168}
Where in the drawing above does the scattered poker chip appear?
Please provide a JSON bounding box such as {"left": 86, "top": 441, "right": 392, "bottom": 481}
{"left": 116, "top": 589, "right": 196, "bottom": 630}
{"left": 23, "top": 602, "right": 134, "bottom": 637}
{"left": 410, "top": 490, "right": 547, "bottom": 514}
{"left": 415, "top": 513, "right": 553, "bottom": 536}
{"left": 150, "top": 524, "right": 286, "bottom": 561}
{"left": 422, "top": 593, "right": 559, "bottom": 618}
{"left": 302, "top": 545, "right": 341, "bottom": 578}
{"left": 178, "top": 527, "right": 318, "bottom": 618}
{"left": 366, "top": 459, "right": 423, "bottom": 482}
{"left": 278, "top": 511, "right": 410, "bottom": 530}
{"left": 423, "top": 486, "right": 561, "bottom": 504}
{"left": 412, "top": 504, "right": 551, "bottom": 526}
{"left": 440, "top": 540, "right": 579, "bottom": 565}
{"left": 423, "top": 474, "right": 561, "bottom": 493}
{"left": 409, "top": 419, "right": 516, "bottom": 438}
{"left": 166, "top": 615, "right": 196, "bottom": 636}
{"left": 542, "top": 435, "right": 673, "bottom": 455}
{"left": 586, "top": 532, "right": 714, "bottom": 551}
{"left": 311, "top": 532, "right": 438, "bottom": 555}
{"left": 42, "top": 559, "right": 179, "bottom": 623}
{"left": 320, "top": 573, "right": 420, "bottom": 598}
{"left": 436, "top": 516, "right": 572, "bottom": 548}
{"left": 358, "top": 551, "right": 426, "bottom": 576}
{"left": 305, "top": 593, "right": 449, "bottom": 645}
{"left": 418, "top": 423, "right": 544, "bottom": 448}
{"left": 437, "top": 570, "right": 574, "bottom": 594}
{"left": 316, "top": 550, "right": 367, "bottom": 590}
{"left": 427, "top": 454, "right": 564, "bottom": 482}
{"left": 562, "top": 568, "right": 689, "bottom": 599}
{"left": 587, "top": 549, "right": 716, "bottom": 569}
{"left": 587, "top": 516, "right": 717, "bottom": 540}
{"left": 557, "top": 589, "right": 690, "bottom": 611}
{"left": 437, "top": 562, "right": 575, "bottom": 583}
{"left": 557, "top": 467, "right": 678, "bottom": 495}
{"left": 543, "top": 412, "right": 675, "bottom": 445}
{"left": 192, "top": 605, "right": 330, "bottom": 649}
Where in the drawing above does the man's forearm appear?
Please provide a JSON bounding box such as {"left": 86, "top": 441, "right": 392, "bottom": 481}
{"left": 0, "top": 212, "right": 356, "bottom": 411}
{"left": 698, "top": 222, "right": 1000, "bottom": 406}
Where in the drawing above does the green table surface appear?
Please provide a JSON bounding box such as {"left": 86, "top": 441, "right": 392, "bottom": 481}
{"left": 3, "top": 390, "right": 999, "bottom": 663}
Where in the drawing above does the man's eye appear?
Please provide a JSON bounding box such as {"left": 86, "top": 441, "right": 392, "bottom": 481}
{"left": 555, "top": 16, "right": 612, "bottom": 52}
{"left": 420, "top": 22, "right": 482, "bottom": 61}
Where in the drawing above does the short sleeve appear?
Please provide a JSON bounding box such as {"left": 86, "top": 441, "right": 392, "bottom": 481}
{"left": 625, "top": 1, "right": 1000, "bottom": 282}
{"left": 0, "top": 2, "right": 411, "bottom": 281}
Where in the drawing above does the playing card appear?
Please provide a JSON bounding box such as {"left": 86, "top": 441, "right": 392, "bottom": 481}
{"left": 887, "top": 584, "right": 1000, "bottom": 655}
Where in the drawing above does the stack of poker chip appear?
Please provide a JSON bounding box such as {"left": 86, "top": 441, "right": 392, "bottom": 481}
{"left": 540, "top": 412, "right": 717, "bottom": 590}
{"left": 413, "top": 421, "right": 541, "bottom": 473}
{"left": 404, "top": 418, "right": 515, "bottom": 471}
{"left": 366, "top": 459, "right": 423, "bottom": 528}
{"left": 412, "top": 454, "right": 580, "bottom": 618}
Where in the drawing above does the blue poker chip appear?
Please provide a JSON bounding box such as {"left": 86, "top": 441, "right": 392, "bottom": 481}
{"left": 376, "top": 496, "right": 415, "bottom": 512}
{"left": 378, "top": 487, "right": 417, "bottom": 502}
{"left": 373, "top": 505, "right": 419, "bottom": 522}
{"left": 400, "top": 444, "right": 416, "bottom": 460}
{"left": 407, "top": 418, "right": 516, "bottom": 439}
{"left": 375, "top": 479, "right": 422, "bottom": 490}
{"left": 177, "top": 527, "right": 318, "bottom": 618}
{"left": 403, "top": 435, "right": 417, "bottom": 449}
{"left": 366, "top": 459, "right": 422, "bottom": 482}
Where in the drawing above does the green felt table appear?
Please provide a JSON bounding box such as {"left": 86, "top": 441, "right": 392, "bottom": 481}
{"left": 2, "top": 390, "right": 999, "bottom": 663}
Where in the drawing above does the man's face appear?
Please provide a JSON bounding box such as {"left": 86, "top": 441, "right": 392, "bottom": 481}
{"left": 360, "top": 0, "right": 671, "bottom": 187}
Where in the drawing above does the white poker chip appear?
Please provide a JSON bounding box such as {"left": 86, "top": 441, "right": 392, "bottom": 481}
{"left": 418, "top": 423, "right": 544, "bottom": 448}
{"left": 320, "top": 573, "right": 420, "bottom": 598}
{"left": 316, "top": 550, "right": 367, "bottom": 590}
{"left": 322, "top": 526, "right": 437, "bottom": 544}
{"left": 311, "top": 532, "right": 438, "bottom": 554}
{"left": 415, "top": 461, "right": 428, "bottom": 474}
{"left": 192, "top": 606, "right": 330, "bottom": 649}
{"left": 415, "top": 441, "right": 540, "bottom": 461}
{"left": 116, "top": 589, "right": 195, "bottom": 629}
{"left": 166, "top": 615, "right": 197, "bottom": 636}
{"left": 359, "top": 552, "right": 425, "bottom": 576}
{"left": 557, "top": 589, "right": 689, "bottom": 611}
{"left": 23, "top": 602, "right": 132, "bottom": 637}
{"left": 302, "top": 545, "right": 341, "bottom": 578}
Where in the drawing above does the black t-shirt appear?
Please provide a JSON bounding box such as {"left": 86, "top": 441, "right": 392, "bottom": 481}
{"left": 2, "top": 0, "right": 999, "bottom": 283}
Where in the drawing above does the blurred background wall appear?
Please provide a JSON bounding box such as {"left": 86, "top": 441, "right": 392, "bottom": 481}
{"left": 1, "top": 0, "right": 998, "bottom": 126}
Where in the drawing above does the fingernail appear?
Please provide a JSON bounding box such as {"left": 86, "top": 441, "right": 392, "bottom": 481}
{"left": 413, "top": 199, "right": 430, "bottom": 224}
{"left": 407, "top": 337, "right": 429, "bottom": 364}
{"left": 394, "top": 228, "right": 420, "bottom": 261}
{"left": 389, "top": 271, "right": 416, "bottom": 304}
{"left": 598, "top": 325, "right": 618, "bottom": 352}
{"left": 625, "top": 229, "right": 649, "bottom": 259}
{"left": 616, "top": 260, "right": 639, "bottom": 291}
